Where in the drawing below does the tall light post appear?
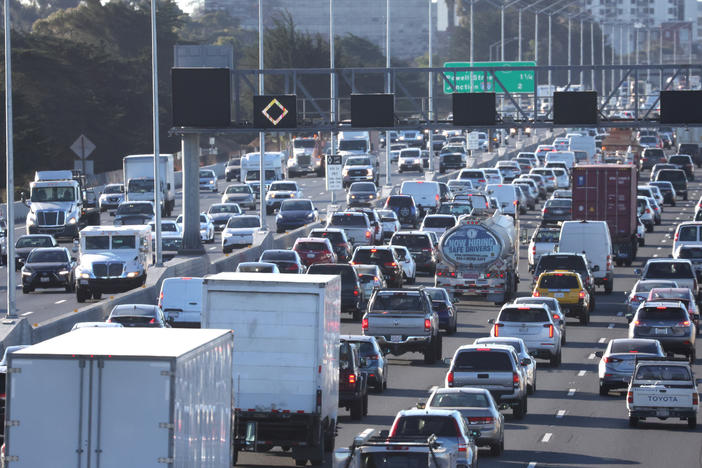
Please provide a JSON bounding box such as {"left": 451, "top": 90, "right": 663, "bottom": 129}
{"left": 385, "top": 0, "right": 391, "bottom": 187}
{"left": 150, "top": 0, "right": 162, "bottom": 267}
{"left": 579, "top": 17, "right": 584, "bottom": 86}
{"left": 500, "top": 0, "right": 522, "bottom": 62}
{"left": 428, "top": 0, "right": 437, "bottom": 171}
{"left": 601, "top": 22, "right": 606, "bottom": 95}
{"left": 567, "top": 15, "right": 572, "bottom": 83}
{"left": 659, "top": 26, "right": 663, "bottom": 90}
{"left": 4, "top": 0, "right": 16, "bottom": 318}
{"left": 469, "top": 0, "right": 474, "bottom": 91}
{"left": 258, "top": 0, "right": 266, "bottom": 228}
{"left": 646, "top": 27, "right": 651, "bottom": 84}
{"left": 590, "top": 21, "right": 594, "bottom": 90}
{"left": 329, "top": 0, "right": 336, "bottom": 203}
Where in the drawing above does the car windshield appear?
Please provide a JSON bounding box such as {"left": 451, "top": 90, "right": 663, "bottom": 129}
{"left": 345, "top": 341, "right": 377, "bottom": 358}
{"left": 281, "top": 200, "right": 312, "bottom": 211}
{"left": 646, "top": 262, "right": 693, "bottom": 278}
{"left": 310, "top": 230, "right": 344, "bottom": 243}
{"left": 199, "top": 170, "right": 214, "bottom": 178}
{"left": 127, "top": 179, "right": 154, "bottom": 194}
{"left": 227, "top": 158, "right": 241, "bottom": 166}
{"left": 453, "top": 350, "right": 513, "bottom": 371}
{"left": 371, "top": 293, "right": 423, "bottom": 311}
{"left": 393, "top": 416, "right": 459, "bottom": 438}
{"left": 116, "top": 203, "right": 152, "bottom": 215}
{"left": 649, "top": 289, "right": 692, "bottom": 302}
{"left": 430, "top": 392, "right": 490, "bottom": 408}
{"left": 227, "top": 217, "right": 260, "bottom": 228}
{"left": 385, "top": 196, "right": 413, "bottom": 208}
{"left": 499, "top": 307, "right": 550, "bottom": 322}
{"left": 546, "top": 199, "right": 571, "bottom": 208}
{"left": 330, "top": 214, "right": 367, "bottom": 227}
{"left": 657, "top": 170, "right": 686, "bottom": 182}
{"left": 239, "top": 264, "right": 276, "bottom": 273}
{"left": 640, "top": 136, "right": 657, "bottom": 144}
{"left": 157, "top": 223, "right": 178, "bottom": 232}
{"left": 308, "top": 264, "right": 357, "bottom": 283}
{"left": 199, "top": 215, "right": 209, "bottom": 223}
{"left": 226, "top": 186, "right": 251, "bottom": 194}
{"left": 104, "top": 185, "right": 122, "bottom": 194}
{"left": 634, "top": 281, "right": 676, "bottom": 293}
{"left": 346, "top": 157, "right": 371, "bottom": 166}
{"left": 424, "top": 289, "right": 447, "bottom": 301}
{"left": 400, "top": 150, "right": 420, "bottom": 158}
{"left": 534, "top": 229, "right": 560, "bottom": 242}
{"left": 610, "top": 340, "right": 660, "bottom": 354}
{"left": 539, "top": 274, "right": 580, "bottom": 289}
{"left": 261, "top": 250, "right": 296, "bottom": 261}
{"left": 84, "top": 236, "right": 110, "bottom": 250}
{"left": 209, "top": 205, "right": 240, "bottom": 214}
{"left": 351, "top": 183, "right": 376, "bottom": 192}
{"left": 635, "top": 365, "right": 691, "bottom": 381}
{"left": 110, "top": 305, "right": 156, "bottom": 318}
{"left": 293, "top": 139, "right": 316, "bottom": 148}
{"left": 391, "top": 234, "right": 431, "bottom": 249}
{"left": 439, "top": 203, "right": 474, "bottom": 216}
{"left": 27, "top": 250, "right": 67, "bottom": 263}
{"left": 16, "top": 237, "right": 53, "bottom": 248}
{"left": 339, "top": 140, "right": 367, "bottom": 151}
{"left": 112, "top": 235, "right": 136, "bottom": 249}
{"left": 354, "top": 249, "right": 393, "bottom": 263}
{"left": 477, "top": 339, "right": 524, "bottom": 353}
{"left": 677, "top": 226, "right": 698, "bottom": 242}
{"left": 669, "top": 156, "right": 691, "bottom": 165}
{"left": 423, "top": 217, "right": 456, "bottom": 228}
{"left": 270, "top": 183, "right": 298, "bottom": 191}
{"left": 31, "top": 186, "right": 75, "bottom": 202}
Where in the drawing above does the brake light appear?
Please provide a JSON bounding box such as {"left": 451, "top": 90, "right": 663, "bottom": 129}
{"left": 493, "top": 323, "right": 501, "bottom": 336}
{"left": 604, "top": 357, "right": 622, "bottom": 363}
{"left": 353, "top": 289, "right": 359, "bottom": 296}
{"left": 531, "top": 246, "right": 536, "bottom": 254}
{"left": 384, "top": 262, "right": 397, "bottom": 267}
{"left": 513, "top": 372, "right": 519, "bottom": 386}
{"left": 627, "top": 391, "right": 633, "bottom": 403}
{"left": 478, "top": 179, "right": 486, "bottom": 183}
{"left": 533, "top": 291, "right": 540, "bottom": 297}
{"left": 424, "top": 319, "right": 431, "bottom": 330}
{"left": 365, "top": 230, "right": 371, "bottom": 238}
{"left": 606, "top": 255, "right": 612, "bottom": 270}
{"left": 158, "top": 291, "right": 163, "bottom": 308}
{"left": 468, "top": 416, "right": 495, "bottom": 424}
{"left": 634, "top": 320, "right": 640, "bottom": 326}
{"left": 545, "top": 324, "right": 554, "bottom": 338}
{"left": 348, "top": 374, "right": 356, "bottom": 384}
{"left": 693, "top": 393, "right": 699, "bottom": 406}
{"left": 149, "top": 318, "right": 156, "bottom": 324}
{"left": 579, "top": 291, "right": 586, "bottom": 299}
{"left": 680, "top": 321, "right": 691, "bottom": 327}
{"left": 362, "top": 318, "right": 368, "bottom": 330}
{"left": 106, "top": 318, "right": 112, "bottom": 323}
{"left": 645, "top": 208, "right": 651, "bottom": 214}
{"left": 453, "top": 418, "right": 467, "bottom": 452}
{"left": 656, "top": 306, "right": 668, "bottom": 310}
{"left": 447, "top": 371, "right": 454, "bottom": 386}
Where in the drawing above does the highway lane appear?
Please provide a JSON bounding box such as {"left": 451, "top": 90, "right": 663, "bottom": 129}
{"left": 235, "top": 170, "right": 702, "bottom": 467}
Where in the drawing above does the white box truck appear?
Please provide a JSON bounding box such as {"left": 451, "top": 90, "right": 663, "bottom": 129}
{"left": 3, "top": 328, "right": 234, "bottom": 468}
{"left": 123, "top": 154, "right": 176, "bottom": 216}
{"left": 201, "top": 272, "right": 341, "bottom": 466}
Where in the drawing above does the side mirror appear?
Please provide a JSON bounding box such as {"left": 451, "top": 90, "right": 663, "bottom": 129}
{"left": 592, "top": 265, "right": 600, "bottom": 272}
{"left": 416, "top": 401, "right": 426, "bottom": 409}
{"left": 521, "top": 358, "right": 532, "bottom": 366}
{"left": 487, "top": 318, "right": 495, "bottom": 324}
{"left": 633, "top": 268, "right": 642, "bottom": 276}
{"left": 442, "top": 357, "right": 452, "bottom": 366}
{"left": 625, "top": 312, "right": 634, "bottom": 323}
{"left": 595, "top": 351, "right": 604, "bottom": 357}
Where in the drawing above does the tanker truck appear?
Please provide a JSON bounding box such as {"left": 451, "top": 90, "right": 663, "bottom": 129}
{"left": 435, "top": 211, "right": 519, "bottom": 304}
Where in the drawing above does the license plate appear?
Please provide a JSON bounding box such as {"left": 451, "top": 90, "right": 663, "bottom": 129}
{"left": 79, "top": 279, "right": 89, "bottom": 285}
{"left": 40, "top": 277, "right": 50, "bottom": 283}
{"left": 656, "top": 408, "right": 669, "bottom": 417}
{"left": 307, "top": 253, "right": 316, "bottom": 259}
{"left": 390, "top": 335, "right": 402, "bottom": 343}
{"left": 655, "top": 328, "right": 668, "bottom": 335}
{"left": 463, "top": 273, "right": 478, "bottom": 279}
{"left": 554, "top": 292, "right": 564, "bottom": 298}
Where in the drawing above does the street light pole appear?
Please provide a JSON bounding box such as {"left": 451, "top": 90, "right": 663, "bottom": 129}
{"left": 579, "top": 18, "right": 583, "bottom": 86}
{"left": 590, "top": 21, "right": 594, "bottom": 90}
{"left": 329, "top": 0, "right": 336, "bottom": 204}
{"left": 470, "top": 0, "right": 474, "bottom": 91}
{"left": 548, "top": 12, "right": 552, "bottom": 92}
{"left": 567, "top": 16, "right": 572, "bottom": 83}
{"left": 385, "top": 0, "right": 391, "bottom": 187}
{"left": 601, "top": 22, "right": 606, "bottom": 95}
{"left": 428, "top": 0, "right": 436, "bottom": 171}
{"left": 150, "top": 0, "right": 162, "bottom": 267}
{"left": 518, "top": 8, "right": 522, "bottom": 61}
{"left": 4, "top": 0, "right": 16, "bottom": 318}
{"left": 258, "top": 0, "right": 266, "bottom": 229}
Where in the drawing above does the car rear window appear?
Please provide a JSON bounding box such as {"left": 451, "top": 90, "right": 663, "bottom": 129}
{"left": 645, "top": 262, "right": 694, "bottom": 278}
{"left": 423, "top": 217, "right": 456, "bottom": 228}
{"left": 537, "top": 255, "right": 586, "bottom": 273}
{"left": 386, "top": 196, "right": 414, "bottom": 208}
{"left": 430, "top": 392, "right": 489, "bottom": 408}
{"left": 677, "top": 226, "right": 698, "bottom": 242}
{"left": 546, "top": 199, "right": 571, "bottom": 208}
{"left": 307, "top": 264, "right": 357, "bottom": 283}
{"left": 394, "top": 416, "right": 459, "bottom": 437}
{"left": 534, "top": 229, "right": 560, "bottom": 242}
{"left": 310, "top": 230, "right": 344, "bottom": 244}
{"left": 656, "top": 170, "right": 686, "bottom": 182}
{"left": 353, "top": 249, "right": 393, "bottom": 263}
{"left": 669, "top": 156, "right": 692, "bottom": 165}
{"left": 460, "top": 171, "right": 484, "bottom": 179}
{"left": 499, "top": 307, "right": 550, "bottom": 322}
{"left": 371, "top": 293, "right": 423, "bottom": 311}
{"left": 639, "top": 307, "right": 687, "bottom": 321}
{"left": 391, "top": 234, "right": 431, "bottom": 249}
{"left": 610, "top": 340, "right": 660, "bottom": 354}
{"left": 678, "top": 247, "right": 702, "bottom": 259}
{"left": 330, "top": 213, "right": 367, "bottom": 227}
{"left": 539, "top": 274, "right": 579, "bottom": 289}
{"left": 635, "top": 365, "right": 691, "bottom": 381}
{"left": 453, "top": 350, "right": 513, "bottom": 371}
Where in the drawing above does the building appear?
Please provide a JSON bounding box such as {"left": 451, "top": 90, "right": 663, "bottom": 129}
{"left": 194, "top": 0, "right": 437, "bottom": 61}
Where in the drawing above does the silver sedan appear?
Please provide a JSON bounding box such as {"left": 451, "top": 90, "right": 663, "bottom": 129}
{"left": 425, "top": 387, "right": 505, "bottom": 456}
{"left": 474, "top": 336, "right": 537, "bottom": 394}
{"left": 595, "top": 338, "right": 665, "bottom": 396}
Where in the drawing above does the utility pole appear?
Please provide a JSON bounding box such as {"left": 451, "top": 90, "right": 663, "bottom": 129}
{"left": 258, "top": 0, "right": 266, "bottom": 229}
{"left": 385, "top": 0, "right": 391, "bottom": 187}
{"left": 329, "top": 0, "right": 337, "bottom": 204}
{"left": 150, "top": 0, "right": 162, "bottom": 267}
{"left": 567, "top": 16, "right": 572, "bottom": 83}
{"left": 4, "top": 0, "right": 16, "bottom": 318}
{"left": 428, "top": 0, "right": 435, "bottom": 171}
{"left": 590, "top": 21, "right": 594, "bottom": 90}
{"left": 579, "top": 18, "right": 583, "bottom": 86}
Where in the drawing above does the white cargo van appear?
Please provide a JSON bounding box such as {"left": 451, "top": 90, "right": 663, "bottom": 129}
{"left": 484, "top": 184, "right": 521, "bottom": 217}
{"left": 158, "top": 276, "right": 204, "bottom": 327}
{"left": 558, "top": 220, "right": 614, "bottom": 293}
{"left": 545, "top": 151, "right": 576, "bottom": 171}
{"left": 400, "top": 180, "right": 441, "bottom": 214}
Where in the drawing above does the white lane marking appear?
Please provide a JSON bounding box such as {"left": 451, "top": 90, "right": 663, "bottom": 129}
{"left": 599, "top": 337, "right": 607, "bottom": 343}
{"left": 661, "top": 239, "right": 667, "bottom": 243}
{"left": 668, "top": 227, "right": 674, "bottom": 231}
{"left": 657, "top": 246, "right": 662, "bottom": 250}
{"left": 608, "top": 323, "right": 615, "bottom": 329}
{"left": 209, "top": 247, "right": 217, "bottom": 251}
{"left": 541, "top": 433, "right": 552, "bottom": 443}
{"left": 318, "top": 192, "right": 325, "bottom": 196}
{"left": 617, "top": 311, "right": 623, "bottom": 316}
{"left": 588, "top": 353, "right": 596, "bottom": 360}
{"left": 675, "top": 216, "right": 680, "bottom": 220}
{"left": 556, "top": 410, "right": 566, "bottom": 418}
{"left": 568, "top": 388, "right": 576, "bottom": 396}
{"left": 55, "top": 299, "right": 67, "bottom": 304}
{"left": 577, "top": 370, "right": 587, "bottom": 376}
{"left": 528, "top": 463, "right": 537, "bottom": 468}
{"left": 653, "top": 254, "right": 659, "bottom": 257}
{"left": 20, "top": 311, "right": 33, "bottom": 316}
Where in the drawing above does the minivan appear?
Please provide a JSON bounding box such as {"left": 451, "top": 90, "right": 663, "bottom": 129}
{"left": 158, "top": 277, "right": 204, "bottom": 328}
{"left": 400, "top": 180, "right": 441, "bottom": 214}
{"left": 558, "top": 220, "right": 614, "bottom": 293}
{"left": 672, "top": 222, "right": 702, "bottom": 253}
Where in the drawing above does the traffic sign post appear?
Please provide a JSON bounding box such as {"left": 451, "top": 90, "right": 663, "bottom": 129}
{"left": 467, "top": 131, "right": 480, "bottom": 150}
{"left": 71, "top": 134, "right": 96, "bottom": 176}
{"left": 443, "top": 61, "right": 535, "bottom": 94}
{"left": 325, "top": 154, "right": 343, "bottom": 191}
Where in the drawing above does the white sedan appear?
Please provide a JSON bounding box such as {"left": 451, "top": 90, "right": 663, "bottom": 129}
{"left": 221, "top": 215, "right": 262, "bottom": 253}
{"left": 176, "top": 213, "right": 215, "bottom": 244}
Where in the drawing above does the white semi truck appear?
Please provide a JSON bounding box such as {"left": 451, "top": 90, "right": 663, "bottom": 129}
{"left": 122, "top": 154, "right": 175, "bottom": 216}
{"left": 3, "top": 328, "right": 234, "bottom": 468}
{"left": 201, "top": 272, "right": 340, "bottom": 466}
{"left": 24, "top": 170, "right": 100, "bottom": 239}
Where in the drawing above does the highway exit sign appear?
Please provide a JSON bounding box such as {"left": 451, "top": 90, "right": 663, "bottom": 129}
{"left": 443, "top": 61, "right": 535, "bottom": 94}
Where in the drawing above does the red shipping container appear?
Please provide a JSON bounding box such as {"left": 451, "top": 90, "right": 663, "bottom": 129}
{"left": 571, "top": 164, "right": 638, "bottom": 241}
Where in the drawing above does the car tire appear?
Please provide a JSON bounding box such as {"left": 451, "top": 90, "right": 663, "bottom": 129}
{"left": 684, "top": 193, "right": 689, "bottom": 201}
{"left": 223, "top": 246, "right": 232, "bottom": 254}
{"left": 22, "top": 286, "right": 32, "bottom": 294}
{"left": 513, "top": 398, "right": 526, "bottom": 420}
{"left": 550, "top": 351, "right": 561, "bottom": 367}
{"left": 646, "top": 224, "right": 653, "bottom": 233}
{"left": 689, "top": 348, "right": 696, "bottom": 364}
{"left": 579, "top": 311, "right": 589, "bottom": 326}
{"left": 599, "top": 382, "right": 609, "bottom": 396}
{"left": 352, "top": 309, "right": 362, "bottom": 322}
{"left": 350, "top": 397, "right": 363, "bottom": 420}
{"left": 490, "top": 440, "right": 503, "bottom": 456}
{"left": 638, "top": 238, "right": 645, "bottom": 247}
{"left": 628, "top": 416, "right": 638, "bottom": 427}
{"left": 688, "top": 415, "right": 697, "bottom": 429}
{"left": 407, "top": 275, "right": 416, "bottom": 285}
{"left": 362, "top": 391, "right": 369, "bottom": 416}
{"left": 605, "top": 279, "right": 613, "bottom": 294}
{"left": 435, "top": 334, "right": 442, "bottom": 362}
{"left": 423, "top": 339, "right": 435, "bottom": 364}
{"left": 76, "top": 288, "right": 89, "bottom": 303}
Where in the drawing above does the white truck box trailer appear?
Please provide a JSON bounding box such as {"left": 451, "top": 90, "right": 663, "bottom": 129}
{"left": 4, "top": 328, "right": 233, "bottom": 468}
{"left": 123, "top": 154, "right": 176, "bottom": 216}
{"left": 201, "top": 272, "right": 341, "bottom": 466}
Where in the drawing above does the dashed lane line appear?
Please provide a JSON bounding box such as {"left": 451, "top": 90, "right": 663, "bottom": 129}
{"left": 568, "top": 388, "right": 576, "bottom": 396}
{"left": 541, "top": 433, "right": 553, "bottom": 443}
{"left": 588, "top": 353, "right": 596, "bottom": 360}
{"left": 577, "top": 370, "right": 587, "bottom": 376}
{"left": 608, "top": 323, "right": 615, "bottom": 329}
{"left": 556, "top": 410, "right": 566, "bottom": 418}
{"left": 55, "top": 299, "right": 66, "bottom": 305}
{"left": 20, "top": 311, "right": 33, "bottom": 316}
{"left": 598, "top": 337, "right": 607, "bottom": 343}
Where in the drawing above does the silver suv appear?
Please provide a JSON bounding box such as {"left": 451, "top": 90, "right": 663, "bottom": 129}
{"left": 444, "top": 344, "right": 529, "bottom": 419}
{"left": 627, "top": 301, "right": 696, "bottom": 362}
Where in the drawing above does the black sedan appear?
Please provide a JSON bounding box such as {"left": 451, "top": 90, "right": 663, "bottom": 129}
{"left": 259, "top": 249, "right": 306, "bottom": 274}
{"left": 21, "top": 247, "right": 75, "bottom": 293}
{"left": 14, "top": 234, "right": 58, "bottom": 271}
{"left": 106, "top": 304, "right": 170, "bottom": 327}
{"left": 541, "top": 198, "right": 572, "bottom": 225}
{"left": 207, "top": 203, "right": 242, "bottom": 231}
{"left": 347, "top": 182, "right": 379, "bottom": 207}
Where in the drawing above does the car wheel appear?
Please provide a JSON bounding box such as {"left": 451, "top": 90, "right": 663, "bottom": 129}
{"left": 22, "top": 286, "right": 32, "bottom": 294}
{"left": 550, "top": 351, "right": 561, "bottom": 367}
{"left": 362, "top": 391, "right": 369, "bottom": 416}
{"left": 489, "top": 440, "right": 503, "bottom": 456}
{"left": 352, "top": 309, "right": 362, "bottom": 322}
{"left": 599, "top": 381, "right": 609, "bottom": 396}
{"left": 689, "top": 348, "right": 696, "bottom": 364}
{"left": 628, "top": 416, "right": 638, "bottom": 427}
{"left": 350, "top": 397, "right": 363, "bottom": 420}
{"left": 638, "top": 238, "right": 645, "bottom": 247}
{"left": 513, "top": 398, "right": 526, "bottom": 420}
{"left": 684, "top": 194, "right": 689, "bottom": 201}
{"left": 688, "top": 415, "right": 697, "bottom": 429}
{"left": 423, "top": 339, "right": 435, "bottom": 364}
{"left": 646, "top": 224, "right": 653, "bottom": 233}
{"left": 76, "top": 288, "right": 89, "bottom": 303}
{"left": 579, "top": 311, "right": 589, "bottom": 326}
{"left": 605, "top": 279, "right": 613, "bottom": 294}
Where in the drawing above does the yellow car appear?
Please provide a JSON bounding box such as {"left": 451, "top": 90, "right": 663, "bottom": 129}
{"left": 533, "top": 270, "right": 591, "bottom": 325}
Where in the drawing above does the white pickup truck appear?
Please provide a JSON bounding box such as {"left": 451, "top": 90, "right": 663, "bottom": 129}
{"left": 627, "top": 358, "right": 700, "bottom": 429}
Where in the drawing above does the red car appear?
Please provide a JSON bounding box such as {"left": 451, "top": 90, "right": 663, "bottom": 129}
{"left": 308, "top": 228, "right": 353, "bottom": 262}
{"left": 293, "top": 237, "right": 338, "bottom": 267}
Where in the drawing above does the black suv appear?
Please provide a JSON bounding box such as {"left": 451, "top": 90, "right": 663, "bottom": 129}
{"left": 307, "top": 263, "right": 363, "bottom": 320}
{"left": 678, "top": 143, "right": 701, "bottom": 168}
{"left": 384, "top": 195, "right": 419, "bottom": 229}
{"left": 351, "top": 246, "right": 404, "bottom": 288}
{"left": 668, "top": 154, "right": 695, "bottom": 181}
{"left": 532, "top": 252, "right": 596, "bottom": 305}
{"left": 654, "top": 169, "right": 688, "bottom": 200}
{"left": 338, "top": 341, "right": 369, "bottom": 420}
{"left": 641, "top": 148, "right": 667, "bottom": 170}
{"left": 390, "top": 231, "right": 437, "bottom": 273}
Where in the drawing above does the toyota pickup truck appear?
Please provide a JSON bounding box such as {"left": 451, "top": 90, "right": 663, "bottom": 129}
{"left": 627, "top": 357, "right": 700, "bottom": 429}
{"left": 362, "top": 289, "right": 441, "bottom": 364}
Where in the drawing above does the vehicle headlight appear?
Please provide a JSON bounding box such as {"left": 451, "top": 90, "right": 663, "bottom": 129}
{"left": 27, "top": 212, "right": 36, "bottom": 226}
{"left": 68, "top": 216, "right": 78, "bottom": 224}
{"left": 58, "top": 270, "right": 70, "bottom": 275}
{"left": 307, "top": 212, "right": 315, "bottom": 218}
{"left": 21, "top": 270, "right": 32, "bottom": 276}
{"left": 366, "top": 169, "right": 373, "bottom": 175}
{"left": 80, "top": 272, "right": 90, "bottom": 279}
{"left": 350, "top": 195, "right": 356, "bottom": 198}
{"left": 126, "top": 271, "right": 140, "bottom": 278}
{"left": 209, "top": 180, "right": 215, "bottom": 184}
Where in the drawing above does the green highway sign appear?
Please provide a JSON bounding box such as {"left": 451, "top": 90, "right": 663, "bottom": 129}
{"left": 443, "top": 61, "right": 535, "bottom": 94}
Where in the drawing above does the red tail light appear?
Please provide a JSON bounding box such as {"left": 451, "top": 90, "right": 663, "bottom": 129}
{"left": 453, "top": 419, "right": 466, "bottom": 452}
{"left": 679, "top": 321, "right": 691, "bottom": 327}
{"left": 362, "top": 318, "right": 368, "bottom": 330}
{"left": 348, "top": 374, "right": 356, "bottom": 384}
{"left": 365, "top": 230, "right": 371, "bottom": 238}
{"left": 106, "top": 318, "right": 112, "bottom": 323}
{"left": 553, "top": 314, "right": 560, "bottom": 320}
{"left": 493, "top": 323, "right": 501, "bottom": 336}
{"left": 627, "top": 391, "right": 633, "bottom": 403}
{"left": 604, "top": 357, "right": 622, "bottom": 363}
{"left": 579, "top": 291, "right": 586, "bottom": 299}
{"left": 675, "top": 232, "right": 679, "bottom": 241}
{"left": 149, "top": 318, "right": 156, "bottom": 324}
{"left": 478, "top": 179, "right": 486, "bottom": 183}
{"left": 447, "top": 371, "right": 454, "bottom": 386}
{"left": 468, "top": 416, "right": 495, "bottom": 424}
{"left": 542, "top": 208, "right": 548, "bottom": 214}
{"left": 369, "top": 354, "right": 379, "bottom": 360}
{"left": 158, "top": 291, "right": 163, "bottom": 308}
{"left": 693, "top": 393, "right": 699, "bottom": 405}
{"left": 533, "top": 291, "right": 540, "bottom": 297}
{"left": 513, "top": 372, "right": 520, "bottom": 386}
{"left": 384, "top": 262, "right": 397, "bottom": 267}
{"left": 545, "top": 324, "right": 554, "bottom": 338}
{"left": 424, "top": 319, "right": 431, "bottom": 330}
{"left": 645, "top": 208, "right": 651, "bottom": 214}
{"left": 353, "top": 289, "right": 359, "bottom": 296}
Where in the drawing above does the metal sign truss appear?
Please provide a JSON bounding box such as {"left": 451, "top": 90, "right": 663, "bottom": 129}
{"left": 171, "top": 63, "right": 702, "bottom": 135}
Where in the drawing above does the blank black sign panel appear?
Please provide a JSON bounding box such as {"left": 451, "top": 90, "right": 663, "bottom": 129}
{"left": 351, "top": 94, "right": 394, "bottom": 127}
{"left": 452, "top": 93, "right": 496, "bottom": 126}
{"left": 553, "top": 91, "right": 598, "bottom": 125}
{"left": 660, "top": 91, "right": 702, "bottom": 124}
{"left": 253, "top": 95, "right": 298, "bottom": 129}
{"left": 172, "top": 68, "right": 231, "bottom": 127}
